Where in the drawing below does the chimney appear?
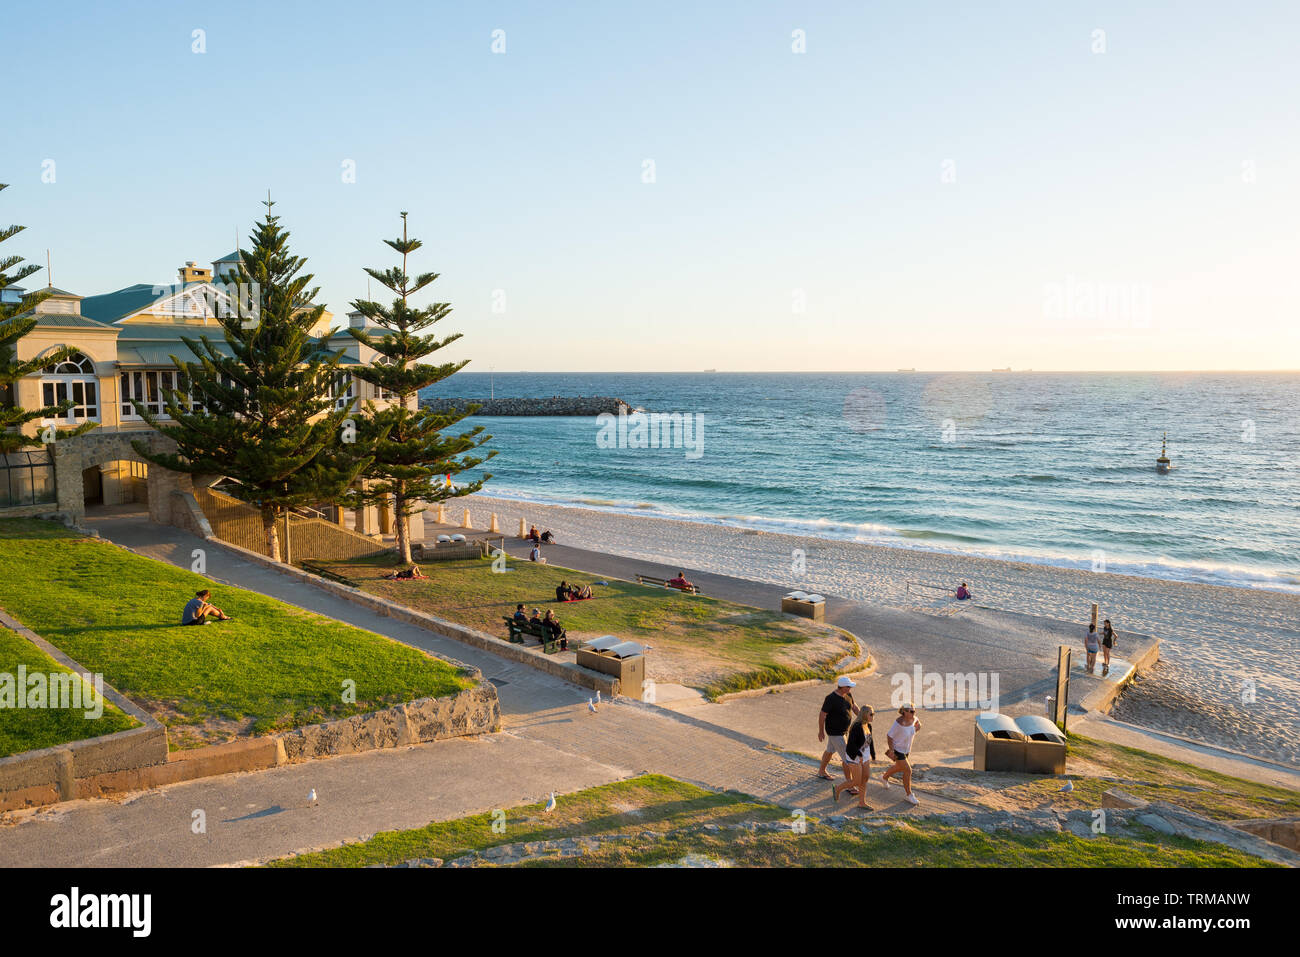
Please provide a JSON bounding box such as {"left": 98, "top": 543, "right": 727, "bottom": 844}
{"left": 348, "top": 310, "right": 365, "bottom": 329}
{"left": 179, "top": 261, "right": 212, "bottom": 285}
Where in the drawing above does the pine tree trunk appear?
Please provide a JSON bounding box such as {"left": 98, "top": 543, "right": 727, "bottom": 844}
{"left": 394, "top": 481, "right": 411, "bottom": 565}
{"left": 262, "top": 506, "right": 281, "bottom": 562}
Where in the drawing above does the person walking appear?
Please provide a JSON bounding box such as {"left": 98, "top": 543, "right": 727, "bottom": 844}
{"left": 881, "top": 703, "right": 921, "bottom": 805}
{"left": 1084, "top": 623, "right": 1100, "bottom": 674}
{"left": 817, "top": 676, "right": 860, "bottom": 788}
{"left": 1100, "top": 618, "right": 1119, "bottom": 677}
{"left": 831, "top": 706, "right": 876, "bottom": 808}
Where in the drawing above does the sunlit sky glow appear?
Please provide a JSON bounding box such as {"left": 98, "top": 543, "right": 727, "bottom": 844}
{"left": 4, "top": 0, "right": 1299, "bottom": 372}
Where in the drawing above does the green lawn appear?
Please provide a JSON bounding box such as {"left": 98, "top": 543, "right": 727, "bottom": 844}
{"left": 270, "top": 774, "right": 1272, "bottom": 868}
{"left": 1017, "top": 734, "right": 1300, "bottom": 823}
{"left": 313, "top": 552, "right": 858, "bottom": 697}
{"left": 0, "top": 519, "right": 473, "bottom": 750}
{"left": 0, "top": 628, "right": 139, "bottom": 758}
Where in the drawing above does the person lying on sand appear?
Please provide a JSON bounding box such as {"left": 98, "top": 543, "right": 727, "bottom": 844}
{"left": 182, "top": 588, "right": 232, "bottom": 625}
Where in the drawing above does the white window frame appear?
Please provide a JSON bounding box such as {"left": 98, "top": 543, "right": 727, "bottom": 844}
{"left": 40, "top": 351, "right": 100, "bottom": 424}
{"left": 120, "top": 369, "right": 181, "bottom": 420}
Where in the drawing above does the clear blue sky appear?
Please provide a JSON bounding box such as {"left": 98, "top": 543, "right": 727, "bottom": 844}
{"left": 4, "top": 0, "right": 1298, "bottom": 371}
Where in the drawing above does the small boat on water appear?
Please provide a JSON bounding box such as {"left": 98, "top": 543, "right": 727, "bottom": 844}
{"left": 1156, "top": 432, "right": 1173, "bottom": 473}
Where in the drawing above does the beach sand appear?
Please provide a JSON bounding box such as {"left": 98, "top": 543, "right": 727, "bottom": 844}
{"left": 459, "top": 493, "right": 1300, "bottom": 765}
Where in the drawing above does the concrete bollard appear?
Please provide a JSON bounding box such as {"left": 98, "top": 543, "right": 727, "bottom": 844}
{"left": 518, "top": 517, "right": 527, "bottom": 538}
{"left": 462, "top": 508, "right": 472, "bottom": 529}
{"left": 489, "top": 512, "right": 499, "bottom": 533}
{"left": 436, "top": 504, "right": 446, "bottom": 524}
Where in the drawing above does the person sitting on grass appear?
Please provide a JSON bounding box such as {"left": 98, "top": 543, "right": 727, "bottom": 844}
{"left": 182, "top": 588, "right": 232, "bottom": 625}
{"left": 573, "top": 583, "right": 593, "bottom": 600}
{"left": 556, "top": 580, "right": 571, "bottom": 602}
{"left": 955, "top": 582, "right": 971, "bottom": 600}
{"left": 666, "top": 571, "right": 694, "bottom": 592}
{"left": 513, "top": 603, "right": 528, "bottom": 623}
{"left": 542, "top": 609, "right": 567, "bottom": 651}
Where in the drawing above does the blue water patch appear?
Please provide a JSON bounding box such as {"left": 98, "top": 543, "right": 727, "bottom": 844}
{"left": 423, "top": 371, "right": 1300, "bottom": 593}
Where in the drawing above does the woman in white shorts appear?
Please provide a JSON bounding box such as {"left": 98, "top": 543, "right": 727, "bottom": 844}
{"left": 831, "top": 706, "right": 876, "bottom": 808}
{"left": 881, "top": 703, "right": 921, "bottom": 805}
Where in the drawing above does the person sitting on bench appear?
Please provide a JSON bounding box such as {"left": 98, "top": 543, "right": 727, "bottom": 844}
{"left": 542, "top": 609, "right": 567, "bottom": 650}
{"left": 513, "top": 603, "right": 528, "bottom": 623}
{"left": 529, "top": 608, "right": 543, "bottom": 628}
{"left": 183, "top": 588, "right": 232, "bottom": 625}
{"left": 556, "top": 580, "right": 571, "bottom": 602}
{"left": 540, "top": 529, "right": 555, "bottom": 544}
{"left": 666, "top": 571, "right": 695, "bottom": 591}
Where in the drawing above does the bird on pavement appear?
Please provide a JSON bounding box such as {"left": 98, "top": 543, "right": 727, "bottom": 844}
{"left": 308, "top": 788, "right": 318, "bottom": 804}
{"left": 588, "top": 697, "right": 598, "bottom": 713}
{"left": 596, "top": 690, "right": 602, "bottom": 705}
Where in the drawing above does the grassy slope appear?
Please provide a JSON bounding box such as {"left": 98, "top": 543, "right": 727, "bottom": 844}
{"left": 316, "top": 552, "right": 856, "bottom": 696}
{"left": 0, "top": 519, "right": 472, "bottom": 749}
{"left": 0, "top": 628, "right": 139, "bottom": 757}
{"left": 271, "top": 774, "right": 1271, "bottom": 868}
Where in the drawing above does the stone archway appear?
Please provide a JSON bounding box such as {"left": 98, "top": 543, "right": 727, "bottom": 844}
{"left": 49, "top": 431, "right": 190, "bottom": 523}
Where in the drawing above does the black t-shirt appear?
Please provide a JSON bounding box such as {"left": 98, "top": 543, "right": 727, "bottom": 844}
{"left": 846, "top": 721, "right": 876, "bottom": 761}
{"left": 822, "top": 692, "right": 853, "bottom": 735}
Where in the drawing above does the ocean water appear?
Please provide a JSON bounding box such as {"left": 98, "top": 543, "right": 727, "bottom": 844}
{"left": 421, "top": 372, "right": 1300, "bottom": 593}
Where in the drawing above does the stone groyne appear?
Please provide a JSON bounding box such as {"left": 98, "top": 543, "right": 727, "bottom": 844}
{"left": 420, "top": 396, "right": 633, "bottom": 416}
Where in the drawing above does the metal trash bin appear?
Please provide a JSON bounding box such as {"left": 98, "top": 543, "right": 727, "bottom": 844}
{"left": 1014, "top": 715, "right": 1067, "bottom": 774}
{"left": 575, "top": 639, "right": 646, "bottom": 700}
{"left": 973, "top": 713, "right": 1026, "bottom": 772}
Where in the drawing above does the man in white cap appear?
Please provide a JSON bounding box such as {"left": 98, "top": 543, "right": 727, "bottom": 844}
{"left": 816, "top": 675, "right": 861, "bottom": 786}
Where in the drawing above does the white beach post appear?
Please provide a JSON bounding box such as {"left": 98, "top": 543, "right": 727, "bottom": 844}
{"left": 489, "top": 512, "right": 499, "bottom": 533}
{"left": 518, "top": 517, "right": 527, "bottom": 538}
{"left": 436, "top": 504, "right": 446, "bottom": 524}
{"left": 462, "top": 508, "right": 473, "bottom": 529}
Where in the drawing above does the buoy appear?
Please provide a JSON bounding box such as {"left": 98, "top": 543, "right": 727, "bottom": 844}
{"left": 1156, "top": 432, "right": 1172, "bottom": 473}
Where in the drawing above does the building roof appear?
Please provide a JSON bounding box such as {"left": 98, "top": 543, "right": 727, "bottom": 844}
{"left": 213, "top": 251, "right": 240, "bottom": 263}
{"left": 4, "top": 307, "right": 116, "bottom": 330}
{"left": 79, "top": 283, "right": 168, "bottom": 323}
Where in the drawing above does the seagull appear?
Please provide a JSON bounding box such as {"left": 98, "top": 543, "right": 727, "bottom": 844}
{"left": 588, "top": 697, "right": 598, "bottom": 713}
{"left": 545, "top": 792, "right": 556, "bottom": 812}
{"left": 1059, "top": 780, "right": 1074, "bottom": 792}
{"left": 596, "top": 690, "right": 602, "bottom": 705}
{"left": 308, "top": 788, "right": 318, "bottom": 804}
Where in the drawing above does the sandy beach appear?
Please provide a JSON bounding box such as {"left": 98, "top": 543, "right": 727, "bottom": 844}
{"left": 458, "top": 493, "right": 1300, "bottom": 765}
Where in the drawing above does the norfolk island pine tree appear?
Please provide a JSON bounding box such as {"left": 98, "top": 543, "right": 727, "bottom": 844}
{"left": 345, "top": 212, "right": 494, "bottom": 565}
{"left": 0, "top": 183, "right": 96, "bottom": 452}
{"left": 133, "top": 198, "right": 375, "bottom": 561}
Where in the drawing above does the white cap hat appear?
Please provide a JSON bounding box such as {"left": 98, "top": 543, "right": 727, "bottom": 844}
{"left": 837, "top": 676, "right": 856, "bottom": 688}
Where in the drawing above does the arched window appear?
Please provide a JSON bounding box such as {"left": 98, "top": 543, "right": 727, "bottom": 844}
{"left": 40, "top": 350, "right": 100, "bottom": 424}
